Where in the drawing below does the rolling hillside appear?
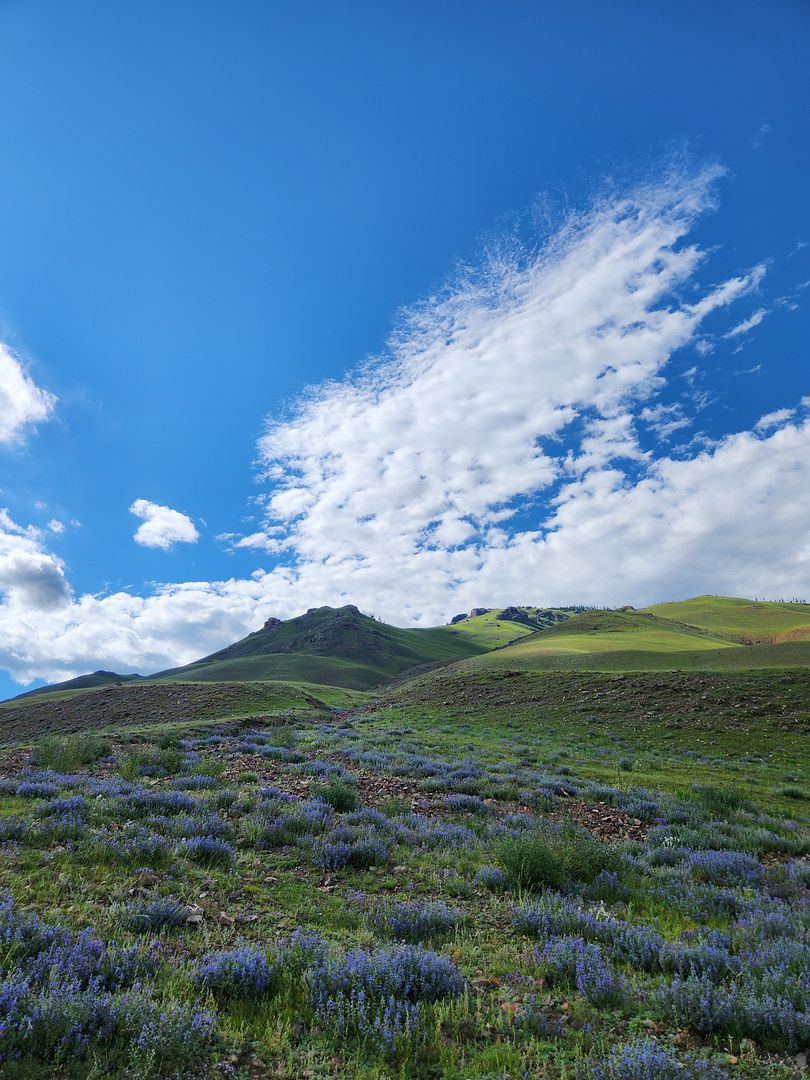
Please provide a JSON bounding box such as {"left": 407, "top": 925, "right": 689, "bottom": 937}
{"left": 439, "top": 606, "right": 581, "bottom": 648}
{"left": 153, "top": 604, "right": 490, "bottom": 690}
{"left": 11, "top": 670, "right": 144, "bottom": 701}
{"left": 643, "top": 595, "right": 810, "bottom": 644}
{"left": 452, "top": 604, "right": 810, "bottom": 674}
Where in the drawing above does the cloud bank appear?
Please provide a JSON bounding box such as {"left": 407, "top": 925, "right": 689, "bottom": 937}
{"left": 0, "top": 343, "right": 56, "bottom": 444}
{"left": 130, "top": 499, "right": 200, "bottom": 550}
{"left": 1, "top": 162, "right": 808, "bottom": 685}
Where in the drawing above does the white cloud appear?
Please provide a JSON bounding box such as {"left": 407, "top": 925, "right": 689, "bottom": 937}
{"left": 129, "top": 500, "right": 200, "bottom": 550}
{"left": 0, "top": 342, "right": 56, "bottom": 445}
{"left": 639, "top": 403, "right": 691, "bottom": 439}
{"left": 1, "top": 162, "right": 808, "bottom": 686}
{"left": 755, "top": 407, "right": 795, "bottom": 431}
{"left": 723, "top": 308, "right": 767, "bottom": 338}
{"left": 0, "top": 509, "right": 71, "bottom": 612}
{"left": 47, "top": 519, "right": 65, "bottom": 534}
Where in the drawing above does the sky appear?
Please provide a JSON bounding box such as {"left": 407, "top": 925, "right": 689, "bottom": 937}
{"left": 0, "top": 0, "right": 808, "bottom": 697}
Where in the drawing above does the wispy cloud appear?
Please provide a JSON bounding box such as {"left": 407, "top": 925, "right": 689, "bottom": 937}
{"left": 751, "top": 122, "right": 771, "bottom": 150}
{"left": 755, "top": 407, "right": 795, "bottom": 431}
{"left": 723, "top": 307, "right": 767, "bottom": 338}
{"left": 129, "top": 500, "right": 200, "bottom": 550}
{"left": 0, "top": 343, "right": 56, "bottom": 445}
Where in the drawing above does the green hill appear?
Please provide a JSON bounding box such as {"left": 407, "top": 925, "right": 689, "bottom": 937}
{"left": 452, "top": 603, "right": 810, "bottom": 674}
{"left": 438, "top": 606, "right": 580, "bottom": 648}
{"left": 643, "top": 595, "right": 810, "bottom": 644}
{"left": 10, "top": 670, "right": 144, "bottom": 701}
{"left": 153, "top": 604, "right": 490, "bottom": 690}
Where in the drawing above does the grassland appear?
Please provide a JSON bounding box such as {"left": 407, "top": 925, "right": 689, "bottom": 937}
{"left": 453, "top": 608, "right": 810, "bottom": 674}
{"left": 153, "top": 605, "right": 490, "bottom": 691}
{"left": 0, "top": 662, "right": 807, "bottom": 1079}
{"left": 643, "top": 595, "right": 810, "bottom": 644}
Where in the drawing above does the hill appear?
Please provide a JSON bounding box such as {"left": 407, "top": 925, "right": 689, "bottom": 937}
{"left": 438, "top": 606, "right": 583, "bottom": 648}
{"left": 11, "top": 670, "right": 144, "bottom": 701}
{"left": 643, "top": 595, "right": 810, "bottom": 644}
{"left": 152, "top": 604, "right": 491, "bottom": 690}
{"left": 447, "top": 605, "right": 810, "bottom": 675}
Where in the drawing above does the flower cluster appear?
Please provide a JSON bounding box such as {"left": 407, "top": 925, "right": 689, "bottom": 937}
{"left": 370, "top": 900, "right": 462, "bottom": 943}
{"left": 306, "top": 944, "right": 464, "bottom": 1053}
{"left": 192, "top": 945, "right": 276, "bottom": 998}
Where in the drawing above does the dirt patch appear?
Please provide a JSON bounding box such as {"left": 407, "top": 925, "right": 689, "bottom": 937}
{"left": 550, "top": 798, "right": 649, "bottom": 842}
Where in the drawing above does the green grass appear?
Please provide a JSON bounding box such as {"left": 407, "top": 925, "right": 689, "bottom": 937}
{"left": 0, "top": 665, "right": 807, "bottom": 1078}
{"left": 453, "top": 608, "right": 810, "bottom": 674}
{"left": 153, "top": 604, "right": 490, "bottom": 691}
{"left": 438, "top": 608, "right": 548, "bottom": 648}
{"left": 643, "top": 594, "right": 810, "bottom": 643}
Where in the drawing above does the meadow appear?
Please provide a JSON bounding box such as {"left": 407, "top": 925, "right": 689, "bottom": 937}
{"left": 0, "top": 666, "right": 807, "bottom": 1078}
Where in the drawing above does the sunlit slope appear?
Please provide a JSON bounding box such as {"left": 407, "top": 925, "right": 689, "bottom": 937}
{"left": 643, "top": 595, "right": 810, "bottom": 644}
{"left": 437, "top": 607, "right": 575, "bottom": 649}
{"left": 457, "top": 608, "right": 810, "bottom": 673}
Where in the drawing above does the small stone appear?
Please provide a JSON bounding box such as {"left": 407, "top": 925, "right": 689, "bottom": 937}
{"left": 218, "top": 911, "right": 235, "bottom": 926}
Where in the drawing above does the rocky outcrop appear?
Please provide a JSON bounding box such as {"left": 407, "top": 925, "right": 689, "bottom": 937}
{"left": 450, "top": 613, "right": 468, "bottom": 624}
{"left": 469, "top": 608, "right": 491, "bottom": 618}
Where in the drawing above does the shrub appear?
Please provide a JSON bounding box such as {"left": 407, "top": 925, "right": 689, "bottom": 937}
{"left": 123, "top": 992, "right": 217, "bottom": 1076}
{"left": 36, "top": 795, "right": 90, "bottom": 819}
{"left": 313, "top": 837, "right": 390, "bottom": 871}
{"left": 0, "top": 817, "right": 29, "bottom": 843}
{"left": 177, "top": 835, "right": 236, "bottom": 867}
{"left": 192, "top": 945, "right": 275, "bottom": 998}
{"left": 98, "top": 826, "right": 172, "bottom": 867}
{"left": 170, "top": 775, "right": 219, "bottom": 791}
{"left": 497, "top": 834, "right": 566, "bottom": 890}
{"left": 691, "top": 785, "right": 751, "bottom": 818}
{"left": 473, "top": 865, "right": 508, "bottom": 891}
{"left": 443, "top": 793, "right": 490, "bottom": 814}
{"left": 498, "top": 825, "right": 621, "bottom": 891}
{"left": 16, "top": 782, "right": 59, "bottom": 799}
{"left": 276, "top": 928, "right": 329, "bottom": 975}
{"left": 32, "top": 734, "right": 111, "bottom": 770}
{"left": 313, "top": 781, "right": 359, "bottom": 813}
{"left": 371, "top": 900, "right": 462, "bottom": 943}
{"left": 687, "top": 849, "right": 763, "bottom": 887}
{"left": 587, "top": 1038, "right": 729, "bottom": 1079}
{"left": 656, "top": 972, "right": 810, "bottom": 1051}
{"left": 535, "top": 936, "right": 621, "bottom": 1004}
{"left": 306, "top": 944, "right": 464, "bottom": 1052}
{"left": 123, "top": 897, "right": 189, "bottom": 933}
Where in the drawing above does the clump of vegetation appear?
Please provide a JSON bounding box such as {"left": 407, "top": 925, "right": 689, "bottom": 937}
{"left": 370, "top": 899, "right": 463, "bottom": 942}
{"left": 32, "top": 734, "right": 111, "bottom": 770}
{"left": 177, "top": 835, "right": 236, "bottom": 867}
{"left": 497, "top": 824, "right": 621, "bottom": 890}
{"left": 123, "top": 897, "right": 189, "bottom": 933}
{"left": 192, "top": 945, "right": 276, "bottom": 998}
{"left": 306, "top": 944, "right": 464, "bottom": 1052}
{"left": 313, "top": 779, "right": 359, "bottom": 812}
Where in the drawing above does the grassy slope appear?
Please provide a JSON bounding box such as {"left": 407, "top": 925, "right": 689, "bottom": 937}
{"left": 643, "top": 594, "right": 810, "bottom": 643}
{"left": 436, "top": 608, "right": 569, "bottom": 649}
{"left": 155, "top": 605, "right": 489, "bottom": 691}
{"left": 436, "top": 611, "right": 536, "bottom": 648}
{"left": 456, "top": 606, "right": 810, "bottom": 673}
{"left": 0, "top": 667, "right": 806, "bottom": 1078}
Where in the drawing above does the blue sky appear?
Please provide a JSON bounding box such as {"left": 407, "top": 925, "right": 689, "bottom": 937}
{"left": 0, "top": 1, "right": 808, "bottom": 698}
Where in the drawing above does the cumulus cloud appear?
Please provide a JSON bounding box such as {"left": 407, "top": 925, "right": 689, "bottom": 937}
{"left": 129, "top": 499, "right": 200, "bottom": 550}
{"left": 0, "top": 510, "right": 71, "bottom": 612}
{"left": 1, "top": 161, "right": 808, "bottom": 686}
{"left": 0, "top": 343, "right": 56, "bottom": 444}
